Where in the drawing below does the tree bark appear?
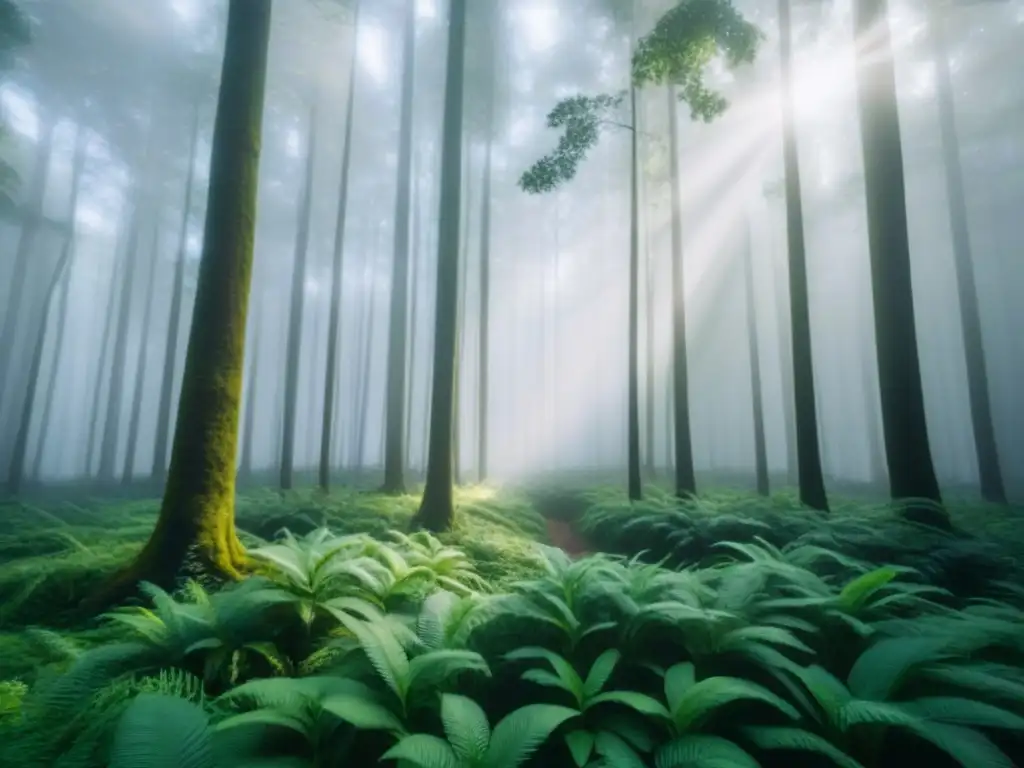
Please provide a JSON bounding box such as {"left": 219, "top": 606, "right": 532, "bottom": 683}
{"left": 239, "top": 293, "right": 264, "bottom": 479}
{"left": 153, "top": 97, "right": 202, "bottom": 480}
{"left": 626, "top": 84, "right": 642, "bottom": 502}
{"left": 852, "top": 0, "right": 946, "bottom": 526}
{"left": 927, "top": 7, "right": 1004, "bottom": 503}
{"left": 413, "top": 0, "right": 468, "bottom": 531}
{"left": 319, "top": 0, "right": 361, "bottom": 492}
{"left": 779, "top": 0, "right": 829, "bottom": 511}
{"left": 477, "top": 109, "right": 494, "bottom": 483}
{"left": 7, "top": 124, "right": 87, "bottom": 494}
{"left": 280, "top": 100, "right": 318, "bottom": 490}
{"left": 89, "top": 0, "right": 273, "bottom": 607}
{"left": 382, "top": 0, "right": 416, "bottom": 493}
{"left": 667, "top": 86, "right": 696, "bottom": 498}
{"left": 122, "top": 219, "right": 162, "bottom": 484}
{"left": 744, "top": 221, "right": 769, "bottom": 496}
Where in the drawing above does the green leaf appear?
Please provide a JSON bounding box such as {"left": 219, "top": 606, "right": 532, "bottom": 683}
{"left": 485, "top": 704, "right": 578, "bottom": 768}
{"left": 654, "top": 734, "right": 759, "bottom": 768}
{"left": 846, "top": 636, "right": 952, "bottom": 701}
{"left": 215, "top": 709, "right": 311, "bottom": 736}
{"left": 320, "top": 693, "right": 405, "bottom": 733}
{"left": 381, "top": 734, "right": 459, "bottom": 768}
{"left": 587, "top": 690, "right": 669, "bottom": 719}
{"left": 583, "top": 650, "right": 621, "bottom": 699}
{"left": 836, "top": 567, "right": 898, "bottom": 611}
{"left": 109, "top": 693, "right": 214, "bottom": 768}
{"left": 671, "top": 676, "right": 799, "bottom": 731}
{"left": 566, "top": 729, "right": 595, "bottom": 767}
{"left": 741, "top": 726, "right": 865, "bottom": 768}
{"left": 594, "top": 731, "right": 647, "bottom": 768}
{"left": 903, "top": 697, "right": 1024, "bottom": 731}
{"left": 441, "top": 694, "right": 491, "bottom": 763}
{"left": 664, "top": 663, "right": 696, "bottom": 713}
{"left": 907, "top": 721, "right": 1017, "bottom": 768}
{"left": 506, "top": 647, "right": 584, "bottom": 704}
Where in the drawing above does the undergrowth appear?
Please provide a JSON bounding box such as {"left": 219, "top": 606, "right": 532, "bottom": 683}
{"left": 0, "top": 485, "right": 1021, "bottom": 766}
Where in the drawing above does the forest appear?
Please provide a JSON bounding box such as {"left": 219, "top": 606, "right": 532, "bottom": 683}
{"left": 0, "top": 0, "right": 1022, "bottom": 765}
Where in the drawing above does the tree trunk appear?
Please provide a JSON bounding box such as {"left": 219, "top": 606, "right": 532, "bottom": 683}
{"left": 89, "top": 0, "right": 273, "bottom": 607}
{"left": 852, "top": 0, "right": 946, "bottom": 526}
{"left": 280, "top": 100, "right": 318, "bottom": 491}
{"left": 778, "top": 0, "right": 829, "bottom": 511}
{"left": 7, "top": 125, "right": 87, "bottom": 494}
{"left": 771, "top": 220, "right": 799, "bottom": 487}
{"left": 30, "top": 257, "right": 72, "bottom": 480}
{"left": 85, "top": 243, "right": 122, "bottom": 476}
{"left": 320, "top": 1, "right": 361, "bottom": 492}
{"left": 626, "top": 85, "right": 642, "bottom": 502}
{"left": 382, "top": 1, "right": 416, "bottom": 494}
{"left": 667, "top": 86, "right": 696, "bottom": 498}
{"left": 413, "top": 0, "right": 467, "bottom": 531}
{"left": 153, "top": 97, "right": 202, "bottom": 479}
{"left": 928, "top": 8, "right": 1005, "bottom": 503}
{"left": 0, "top": 119, "right": 55, "bottom": 417}
{"left": 240, "top": 294, "right": 264, "bottom": 479}
{"left": 477, "top": 113, "right": 494, "bottom": 484}
{"left": 453, "top": 151, "right": 473, "bottom": 486}
{"left": 744, "top": 222, "right": 769, "bottom": 496}
{"left": 98, "top": 198, "right": 147, "bottom": 483}
{"left": 122, "top": 219, "right": 162, "bottom": 483}
{"left": 356, "top": 224, "right": 384, "bottom": 473}
{"left": 405, "top": 150, "right": 422, "bottom": 472}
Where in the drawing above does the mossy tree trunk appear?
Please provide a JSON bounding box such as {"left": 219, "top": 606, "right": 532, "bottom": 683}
{"left": 91, "top": 0, "right": 273, "bottom": 604}
{"left": 413, "top": 0, "right": 468, "bottom": 532}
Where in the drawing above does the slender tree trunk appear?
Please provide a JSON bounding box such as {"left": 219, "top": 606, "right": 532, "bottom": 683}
{"left": 779, "top": 0, "right": 829, "bottom": 511}
{"left": 852, "top": 0, "right": 945, "bottom": 525}
{"left": 7, "top": 125, "right": 87, "bottom": 494}
{"left": 744, "top": 222, "right": 769, "bottom": 496}
{"left": 383, "top": 1, "right": 416, "bottom": 493}
{"left": 928, "top": 8, "right": 1004, "bottom": 503}
{"left": 405, "top": 152, "right": 421, "bottom": 472}
{"left": 86, "top": 245, "right": 122, "bottom": 476}
{"left": 153, "top": 98, "right": 201, "bottom": 479}
{"left": 771, "top": 224, "right": 799, "bottom": 487}
{"left": 667, "top": 86, "right": 696, "bottom": 498}
{"left": 453, "top": 153, "right": 473, "bottom": 486}
{"left": 280, "top": 101, "right": 319, "bottom": 491}
{"left": 0, "top": 119, "right": 55, "bottom": 416}
{"left": 98, "top": 198, "right": 147, "bottom": 483}
{"left": 240, "top": 294, "right": 264, "bottom": 479}
{"left": 626, "top": 84, "right": 642, "bottom": 501}
{"left": 89, "top": 0, "right": 273, "bottom": 607}
{"left": 122, "top": 220, "right": 162, "bottom": 484}
{"left": 356, "top": 229, "right": 383, "bottom": 473}
{"left": 31, "top": 258, "right": 72, "bottom": 480}
{"left": 413, "top": 0, "right": 467, "bottom": 531}
{"left": 320, "top": 2, "right": 361, "bottom": 492}
{"left": 477, "top": 117, "right": 494, "bottom": 483}
{"left": 857, "top": 284, "right": 887, "bottom": 488}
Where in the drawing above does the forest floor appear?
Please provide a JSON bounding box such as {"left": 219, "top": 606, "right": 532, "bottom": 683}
{"left": 0, "top": 483, "right": 1022, "bottom": 766}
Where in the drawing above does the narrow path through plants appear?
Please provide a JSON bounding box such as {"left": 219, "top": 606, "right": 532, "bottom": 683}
{"left": 544, "top": 517, "right": 592, "bottom": 558}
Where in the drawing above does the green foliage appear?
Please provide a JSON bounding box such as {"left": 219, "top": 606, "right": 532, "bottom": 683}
{"left": 632, "top": 0, "right": 762, "bottom": 119}
{"left": 520, "top": 0, "right": 762, "bottom": 195}
{"left": 2, "top": 487, "right": 1023, "bottom": 766}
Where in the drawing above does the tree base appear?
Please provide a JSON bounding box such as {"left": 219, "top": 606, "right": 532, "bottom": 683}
{"left": 81, "top": 518, "right": 247, "bottom": 617}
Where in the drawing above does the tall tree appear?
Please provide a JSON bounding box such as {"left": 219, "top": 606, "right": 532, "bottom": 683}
{"left": 6, "top": 123, "right": 87, "bottom": 494}
{"left": 382, "top": 0, "right": 417, "bottom": 494}
{"left": 926, "top": 2, "right": 1005, "bottom": 503}
{"left": 412, "top": 0, "right": 469, "bottom": 531}
{"left": 852, "top": 0, "right": 946, "bottom": 526}
{"left": 90, "top": 0, "right": 273, "bottom": 604}
{"left": 666, "top": 85, "right": 696, "bottom": 497}
{"left": 280, "top": 100, "right": 318, "bottom": 490}
{"left": 743, "top": 219, "right": 768, "bottom": 496}
{"left": 319, "top": 0, "right": 361, "bottom": 492}
{"left": 521, "top": 0, "right": 761, "bottom": 501}
{"left": 777, "top": 0, "right": 829, "bottom": 511}
{"left": 152, "top": 97, "right": 202, "bottom": 480}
